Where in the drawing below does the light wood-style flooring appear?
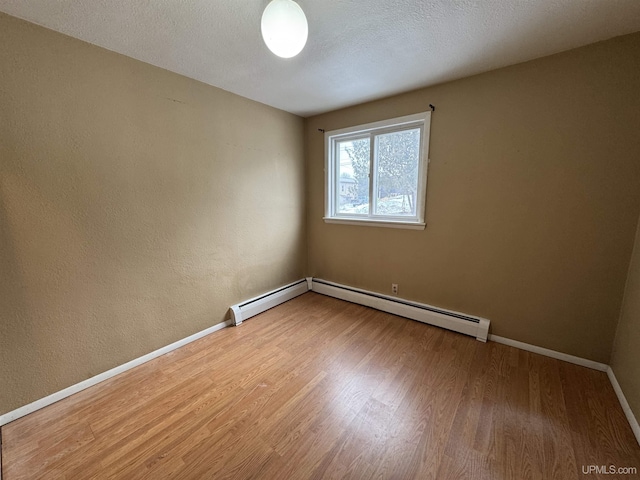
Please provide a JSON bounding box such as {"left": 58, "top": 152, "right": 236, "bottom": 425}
{"left": 2, "top": 292, "right": 640, "bottom": 479}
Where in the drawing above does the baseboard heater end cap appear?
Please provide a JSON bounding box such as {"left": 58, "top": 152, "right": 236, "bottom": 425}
{"left": 230, "top": 305, "right": 242, "bottom": 326}
{"left": 476, "top": 318, "right": 490, "bottom": 342}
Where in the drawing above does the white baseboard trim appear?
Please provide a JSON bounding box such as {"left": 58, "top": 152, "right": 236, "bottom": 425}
{"left": 306, "top": 278, "right": 638, "bottom": 444}
{"left": 230, "top": 279, "right": 309, "bottom": 326}
{"left": 310, "top": 278, "right": 490, "bottom": 342}
{"left": 0, "top": 279, "right": 310, "bottom": 428}
{"left": 488, "top": 334, "right": 608, "bottom": 372}
{"left": 487, "top": 335, "right": 639, "bottom": 446}
{"left": 607, "top": 367, "right": 640, "bottom": 446}
{"left": 0, "top": 318, "right": 233, "bottom": 427}
{"left": 2, "top": 284, "right": 638, "bottom": 453}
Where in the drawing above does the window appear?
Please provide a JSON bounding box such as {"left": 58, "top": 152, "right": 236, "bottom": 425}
{"left": 324, "top": 112, "right": 431, "bottom": 229}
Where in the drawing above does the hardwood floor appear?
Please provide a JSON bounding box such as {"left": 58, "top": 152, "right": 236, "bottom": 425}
{"left": 2, "top": 292, "right": 639, "bottom": 479}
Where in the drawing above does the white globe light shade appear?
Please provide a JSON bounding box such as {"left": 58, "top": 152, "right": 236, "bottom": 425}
{"left": 261, "top": 0, "right": 308, "bottom": 58}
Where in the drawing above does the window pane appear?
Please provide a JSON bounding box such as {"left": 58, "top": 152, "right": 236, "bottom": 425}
{"left": 337, "top": 138, "right": 370, "bottom": 214}
{"left": 374, "top": 128, "right": 420, "bottom": 216}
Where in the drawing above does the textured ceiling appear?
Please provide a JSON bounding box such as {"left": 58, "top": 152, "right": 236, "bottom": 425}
{"left": 1, "top": 0, "right": 640, "bottom": 117}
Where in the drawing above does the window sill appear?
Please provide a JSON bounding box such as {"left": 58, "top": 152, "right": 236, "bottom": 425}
{"left": 323, "top": 217, "right": 426, "bottom": 230}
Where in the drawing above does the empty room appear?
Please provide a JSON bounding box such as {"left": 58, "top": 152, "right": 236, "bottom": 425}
{"left": 1, "top": 1, "right": 640, "bottom": 478}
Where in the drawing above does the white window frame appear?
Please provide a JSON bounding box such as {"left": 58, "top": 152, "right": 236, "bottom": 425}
{"left": 324, "top": 111, "right": 431, "bottom": 230}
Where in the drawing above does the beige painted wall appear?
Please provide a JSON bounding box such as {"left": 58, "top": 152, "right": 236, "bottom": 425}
{"left": 306, "top": 32, "right": 640, "bottom": 363}
{"left": 2, "top": 8, "right": 639, "bottom": 419}
{"left": 611, "top": 217, "right": 640, "bottom": 425}
{"left": 0, "top": 13, "right": 305, "bottom": 416}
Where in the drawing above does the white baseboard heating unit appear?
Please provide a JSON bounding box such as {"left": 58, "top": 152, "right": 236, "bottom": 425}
{"left": 310, "top": 278, "right": 490, "bottom": 342}
{"left": 229, "top": 279, "right": 310, "bottom": 326}
{"left": 228, "top": 277, "right": 489, "bottom": 342}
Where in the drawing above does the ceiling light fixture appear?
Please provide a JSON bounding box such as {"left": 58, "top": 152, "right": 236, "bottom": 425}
{"left": 261, "top": 0, "right": 308, "bottom": 59}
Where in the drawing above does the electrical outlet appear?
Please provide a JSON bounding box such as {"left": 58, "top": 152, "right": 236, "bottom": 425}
{"left": 391, "top": 283, "right": 398, "bottom": 295}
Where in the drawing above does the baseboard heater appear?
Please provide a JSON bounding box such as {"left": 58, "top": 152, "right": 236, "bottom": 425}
{"left": 229, "top": 279, "right": 310, "bottom": 325}
{"left": 310, "top": 278, "right": 490, "bottom": 342}
{"left": 229, "top": 277, "right": 489, "bottom": 342}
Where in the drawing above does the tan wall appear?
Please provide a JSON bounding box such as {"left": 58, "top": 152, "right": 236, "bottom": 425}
{"left": 0, "top": 13, "right": 306, "bottom": 415}
{"left": 306, "top": 32, "right": 640, "bottom": 363}
{"left": 611, "top": 217, "right": 640, "bottom": 425}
